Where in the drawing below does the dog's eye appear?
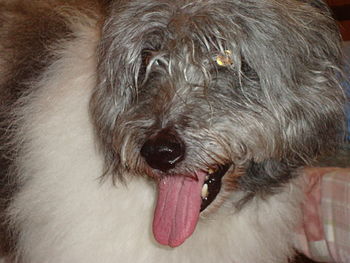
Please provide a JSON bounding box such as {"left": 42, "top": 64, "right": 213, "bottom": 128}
{"left": 153, "top": 59, "right": 160, "bottom": 66}
{"left": 139, "top": 49, "right": 157, "bottom": 82}
{"left": 216, "top": 50, "right": 233, "bottom": 67}
{"left": 141, "top": 49, "right": 163, "bottom": 68}
{"left": 138, "top": 49, "right": 164, "bottom": 85}
{"left": 138, "top": 50, "right": 153, "bottom": 84}
{"left": 141, "top": 49, "right": 154, "bottom": 67}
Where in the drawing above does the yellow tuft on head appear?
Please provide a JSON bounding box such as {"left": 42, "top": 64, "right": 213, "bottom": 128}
{"left": 216, "top": 50, "right": 233, "bottom": 67}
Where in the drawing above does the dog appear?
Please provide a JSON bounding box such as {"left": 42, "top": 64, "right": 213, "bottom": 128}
{"left": 0, "top": 0, "right": 346, "bottom": 262}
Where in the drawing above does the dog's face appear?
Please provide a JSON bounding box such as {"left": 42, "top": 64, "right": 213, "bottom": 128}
{"left": 90, "top": 0, "right": 344, "bottom": 247}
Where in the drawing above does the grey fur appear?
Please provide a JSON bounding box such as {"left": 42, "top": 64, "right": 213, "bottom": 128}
{"left": 0, "top": 0, "right": 346, "bottom": 261}
{"left": 91, "top": 0, "right": 345, "bottom": 188}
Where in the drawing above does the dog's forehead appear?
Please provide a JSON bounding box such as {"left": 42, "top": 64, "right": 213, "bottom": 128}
{"left": 167, "top": 12, "right": 191, "bottom": 36}
{"left": 167, "top": 5, "right": 227, "bottom": 36}
{"left": 136, "top": 1, "right": 233, "bottom": 47}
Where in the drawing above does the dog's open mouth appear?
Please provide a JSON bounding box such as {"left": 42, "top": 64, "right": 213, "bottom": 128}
{"left": 152, "top": 164, "right": 231, "bottom": 247}
{"left": 200, "top": 164, "right": 230, "bottom": 212}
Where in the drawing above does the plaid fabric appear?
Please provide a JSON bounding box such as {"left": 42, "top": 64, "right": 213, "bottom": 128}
{"left": 297, "top": 168, "right": 350, "bottom": 263}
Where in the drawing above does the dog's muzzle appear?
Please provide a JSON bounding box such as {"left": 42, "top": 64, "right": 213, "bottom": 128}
{"left": 140, "top": 128, "right": 231, "bottom": 247}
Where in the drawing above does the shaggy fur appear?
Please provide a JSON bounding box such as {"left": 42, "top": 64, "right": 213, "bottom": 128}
{"left": 0, "top": 0, "right": 346, "bottom": 262}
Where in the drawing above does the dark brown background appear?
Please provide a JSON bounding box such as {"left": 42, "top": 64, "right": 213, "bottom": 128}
{"left": 327, "top": 0, "right": 350, "bottom": 40}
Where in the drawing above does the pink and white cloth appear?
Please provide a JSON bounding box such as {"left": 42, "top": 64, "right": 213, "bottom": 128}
{"left": 297, "top": 167, "right": 350, "bottom": 263}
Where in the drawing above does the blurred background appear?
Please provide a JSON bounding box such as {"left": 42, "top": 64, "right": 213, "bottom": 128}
{"left": 327, "top": 0, "right": 350, "bottom": 40}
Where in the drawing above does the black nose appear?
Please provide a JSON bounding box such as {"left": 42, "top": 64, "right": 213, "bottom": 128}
{"left": 140, "top": 129, "right": 185, "bottom": 172}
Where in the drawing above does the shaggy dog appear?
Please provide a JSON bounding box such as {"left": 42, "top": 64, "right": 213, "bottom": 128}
{"left": 0, "top": 0, "right": 346, "bottom": 262}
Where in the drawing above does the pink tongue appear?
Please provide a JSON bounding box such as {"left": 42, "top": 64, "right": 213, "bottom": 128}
{"left": 153, "top": 172, "right": 206, "bottom": 247}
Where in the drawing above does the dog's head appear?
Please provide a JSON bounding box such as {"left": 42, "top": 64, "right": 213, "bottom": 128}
{"left": 91, "top": 0, "right": 345, "bottom": 247}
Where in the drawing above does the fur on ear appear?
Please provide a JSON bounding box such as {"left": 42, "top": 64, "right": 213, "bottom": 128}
{"left": 237, "top": 159, "right": 296, "bottom": 199}
{"left": 237, "top": 0, "right": 344, "bottom": 164}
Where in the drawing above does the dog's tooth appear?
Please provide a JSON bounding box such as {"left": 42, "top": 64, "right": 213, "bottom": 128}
{"left": 201, "top": 184, "right": 209, "bottom": 199}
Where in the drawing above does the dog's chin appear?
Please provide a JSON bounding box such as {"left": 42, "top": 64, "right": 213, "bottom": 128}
{"left": 148, "top": 163, "right": 233, "bottom": 247}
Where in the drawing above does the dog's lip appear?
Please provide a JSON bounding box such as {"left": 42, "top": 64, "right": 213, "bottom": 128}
{"left": 200, "top": 164, "right": 231, "bottom": 212}
{"left": 149, "top": 163, "right": 231, "bottom": 213}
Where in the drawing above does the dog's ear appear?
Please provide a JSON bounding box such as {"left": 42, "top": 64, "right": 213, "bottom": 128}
{"left": 237, "top": 159, "right": 295, "bottom": 196}
{"left": 235, "top": 159, "right": 296, "bottom": 206}
{"left": 239, "top": 0, "right": 344, "bottom": 164}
